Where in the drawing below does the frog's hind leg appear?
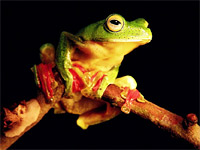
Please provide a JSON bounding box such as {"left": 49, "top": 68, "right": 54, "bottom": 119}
{"left": 76, "top": 101, "right": 121, "bottom": 130}
{"left": 54, "top": 96, "right": 121, "bottom": 130}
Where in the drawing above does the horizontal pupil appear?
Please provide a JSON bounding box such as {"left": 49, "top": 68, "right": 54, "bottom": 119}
{"left": 110, "top": 20, "right": 121, "bottom": 25}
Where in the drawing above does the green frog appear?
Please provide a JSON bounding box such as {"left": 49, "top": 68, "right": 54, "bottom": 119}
{"left": 33, "top": 14, "right": 152, "bottom": 129}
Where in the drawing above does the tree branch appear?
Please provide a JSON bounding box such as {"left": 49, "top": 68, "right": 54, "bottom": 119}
{"left": 0, "top": 73, "right": 199, "bottom": 149}
{"left": 103, "top": 84, "right": 200, "bottom": 149}
{"left": 0, "top": 72, "right": 65, "bottom": 150}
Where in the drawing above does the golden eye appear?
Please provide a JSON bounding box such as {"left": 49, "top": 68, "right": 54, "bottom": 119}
{"left": 106, "top": 14, "right": 124, "bottom": 32}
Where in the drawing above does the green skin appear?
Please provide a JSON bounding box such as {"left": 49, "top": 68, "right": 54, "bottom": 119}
{"left": 56, "top": 14, "right": 152, "bottom": 99}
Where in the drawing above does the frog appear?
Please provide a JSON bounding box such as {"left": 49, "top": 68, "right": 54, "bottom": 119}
{"left": 32, "top": 14, "right": 152, "bottom": 129}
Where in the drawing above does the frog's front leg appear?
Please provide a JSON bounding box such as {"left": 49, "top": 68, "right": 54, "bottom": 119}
{"left": 32, "top": 43, "right": 58, "bottom": 102}
{"left": 114, "top": 76, "right": 145, "bottom": 114}
{"left": 81, "top": 65, "right": 119, "bottom": 100}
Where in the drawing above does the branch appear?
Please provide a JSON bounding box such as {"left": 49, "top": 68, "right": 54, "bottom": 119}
{"left": 103, "top": 84, "right": 200, "bottom": 149}
{"left": 0, "top": 72, "right": 65, "bottom": 150}
{"left": 0, "top": 72, "right": 199, "bottom": 149}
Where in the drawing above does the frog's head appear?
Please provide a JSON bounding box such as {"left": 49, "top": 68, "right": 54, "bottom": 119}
{"left": 76, "top": 14, "right": 152, "bottom": 56}
{"left": 77, "top": 14, "right": 152, "bottom": 42}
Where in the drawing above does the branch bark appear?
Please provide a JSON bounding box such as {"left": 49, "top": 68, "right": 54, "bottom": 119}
{"left": 0, "top": 72, "right": 65, "bottom": 150}
{"left": 103, "top": 84, "right": 200, "bottom": 149}
{"left": 0, "top": 73, "right": 199, "bottom": 149}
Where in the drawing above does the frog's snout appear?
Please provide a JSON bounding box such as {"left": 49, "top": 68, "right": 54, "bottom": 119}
{"left": 143, "top": 20, "right": 149, "bottom": 28}
{"left": 132, "top": 18, "right": 149, "bottom": 28}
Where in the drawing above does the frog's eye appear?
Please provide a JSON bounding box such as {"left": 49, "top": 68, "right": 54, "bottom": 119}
{"left": 106, "top": 14, "right": 124, "bottom": 32}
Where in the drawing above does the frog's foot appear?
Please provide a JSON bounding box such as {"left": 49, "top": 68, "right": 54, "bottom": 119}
{"left": 81, "top": 70, "right": 107, "bottom": 99}
{"left": 121, "top": 87, "right": 144, "bottom": 114}
{"left": 32, "top": 63, "right": 56, "bottom": 102}
{"left": 114, "top": 75, "right": 145, "bottom": 114}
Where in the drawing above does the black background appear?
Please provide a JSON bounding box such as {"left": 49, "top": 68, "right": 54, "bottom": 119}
{"left": 1, "top": 1, "right": 199, "bottom": 149}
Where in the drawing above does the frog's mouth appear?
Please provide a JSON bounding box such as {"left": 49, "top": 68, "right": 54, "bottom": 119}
{"left": 106, "top": 38, "right": 152, "bottom": 44}
{"left": 91, "top": 35, "right": 152, "bottom": 45}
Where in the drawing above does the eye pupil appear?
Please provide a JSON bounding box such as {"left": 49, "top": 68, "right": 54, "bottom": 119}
{"left": 110, "top": 20, "right": 121, "bottom": 25}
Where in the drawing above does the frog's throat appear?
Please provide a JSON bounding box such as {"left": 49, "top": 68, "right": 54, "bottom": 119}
{"left": 75, "top": 40, "right": 148, "bottom": 58}
{"left": 70, "top": 40, "right": 145, "bottom": 73}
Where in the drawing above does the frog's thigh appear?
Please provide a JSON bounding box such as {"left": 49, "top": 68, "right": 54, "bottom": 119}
{"left": 77, "top": 102, "right": 121, "bottom": 129}
{"left": 114, "top": 75, "right": 137, "bottom": 89}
